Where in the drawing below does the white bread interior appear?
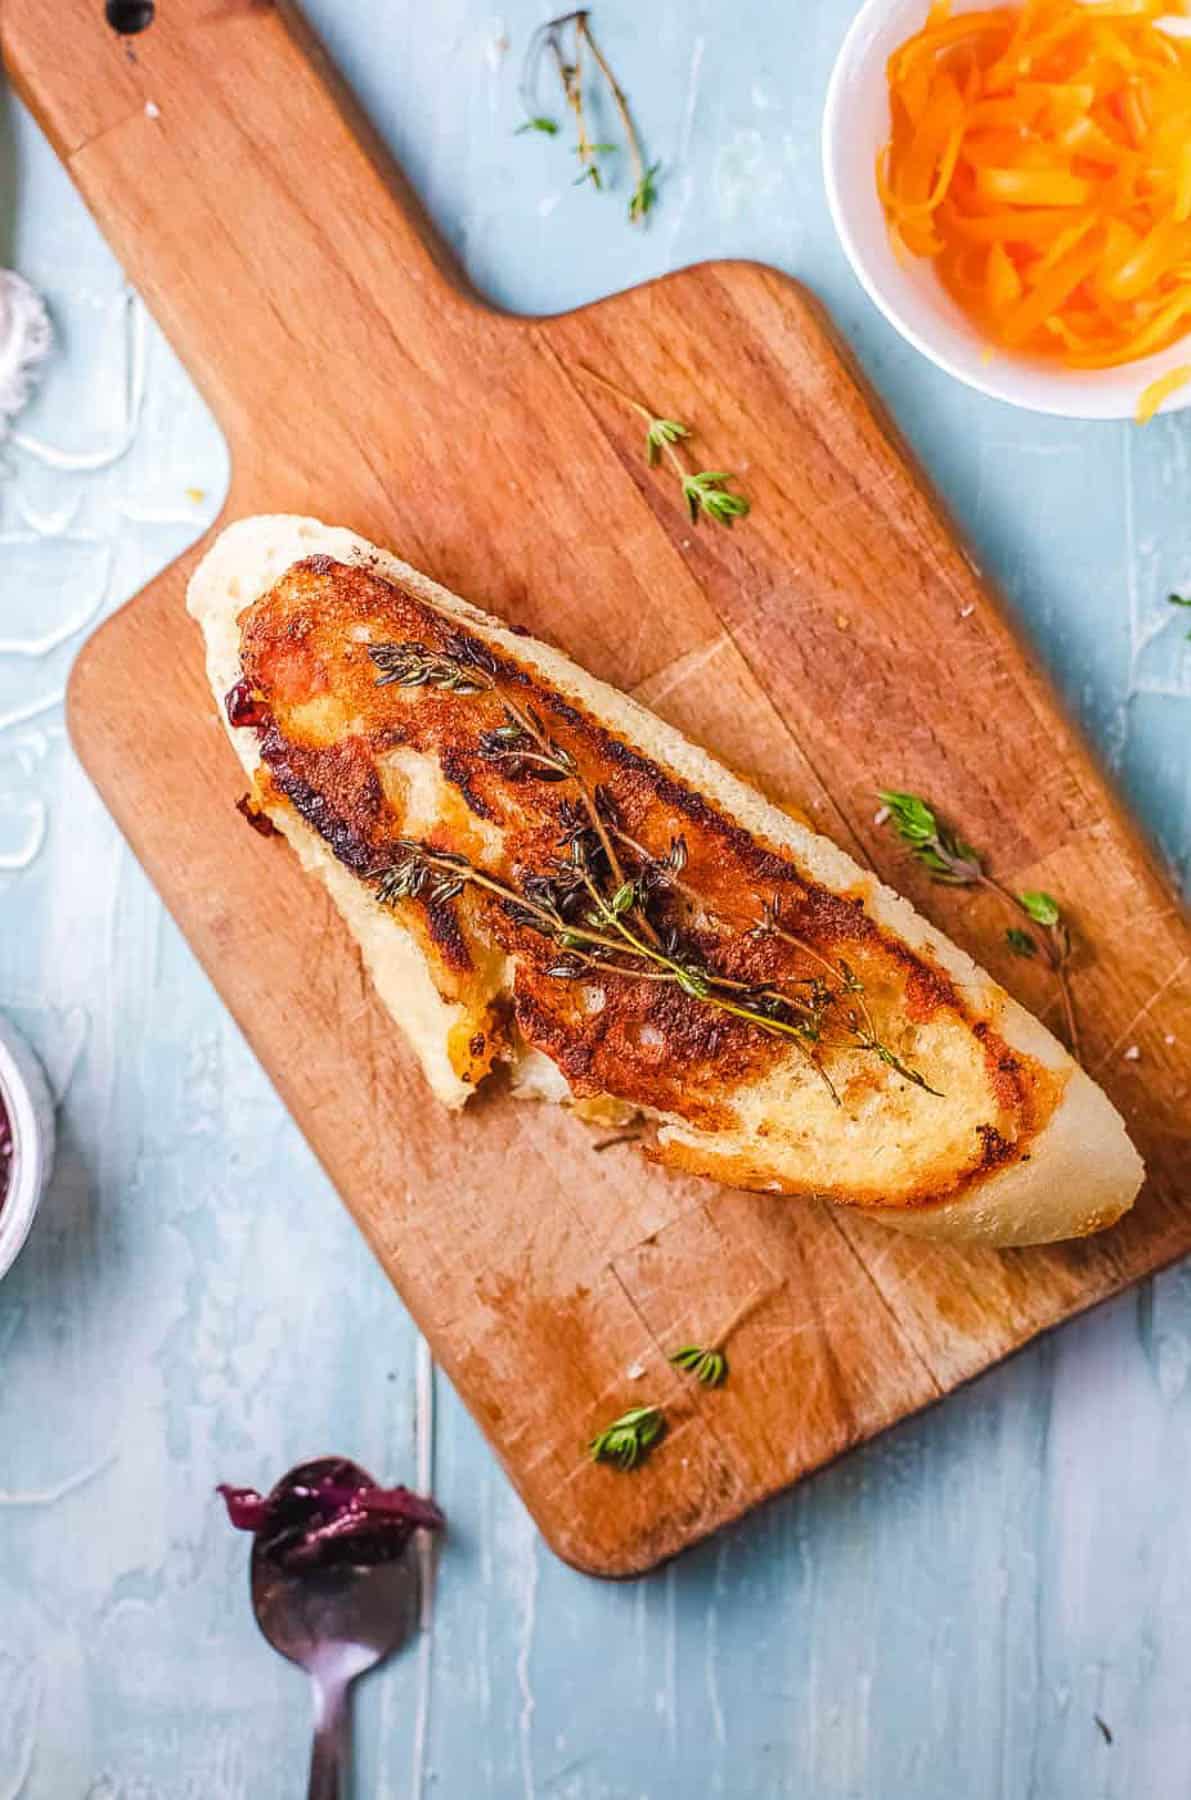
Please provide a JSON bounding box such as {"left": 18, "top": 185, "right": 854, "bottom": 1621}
{"left": 188, "top": 515, "right": 1144, "bottom": 1248}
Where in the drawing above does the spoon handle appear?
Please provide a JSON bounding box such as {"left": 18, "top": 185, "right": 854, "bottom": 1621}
{"left": 308, "top": 1674, "right": 350, "bottom": 1800}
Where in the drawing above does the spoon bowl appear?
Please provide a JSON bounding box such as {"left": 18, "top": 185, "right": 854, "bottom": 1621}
{"left": 250, "top": 1458, "right": 421, "bottom": 1800}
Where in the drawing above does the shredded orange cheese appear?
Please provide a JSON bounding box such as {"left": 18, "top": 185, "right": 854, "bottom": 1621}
{"left": 880, "top": 0, "right": 1191, "bottom": 413}
{"left": 1136, "top": 360, "right": 1191, "bottom": 417}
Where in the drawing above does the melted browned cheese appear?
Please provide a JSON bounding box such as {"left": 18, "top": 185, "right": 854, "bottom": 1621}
{"left": 237, "top": 555, "right": 1061, "bottom": 1208}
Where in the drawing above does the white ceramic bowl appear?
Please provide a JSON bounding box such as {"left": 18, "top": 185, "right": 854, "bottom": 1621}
{"left": 823, "top": 0, "right": 1191, "bottom": 419}
{"left": 0, "top": 1016, "right": 55, "bottom": 1282}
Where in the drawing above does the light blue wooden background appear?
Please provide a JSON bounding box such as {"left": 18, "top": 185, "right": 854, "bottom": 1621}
{"left": 2, "top": 2, "right": 1189, "bottom": 1795}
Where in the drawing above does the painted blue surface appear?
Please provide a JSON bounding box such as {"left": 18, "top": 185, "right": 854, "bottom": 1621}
{"left": 1, "top": 3, "right": 1189, "bottom": 1795}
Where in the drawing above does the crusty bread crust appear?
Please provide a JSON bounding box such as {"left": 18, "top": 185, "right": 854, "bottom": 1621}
{"left": 188, "top": 515, "right": 1144, "bottom": 1247}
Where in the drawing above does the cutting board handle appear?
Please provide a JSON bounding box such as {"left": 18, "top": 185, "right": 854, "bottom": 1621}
{"left": 2, "top": 0, "right": 481, "bottom": 461}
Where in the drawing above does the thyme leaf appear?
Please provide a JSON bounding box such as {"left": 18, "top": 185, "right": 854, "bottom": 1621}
{"left": 1018, "top": 889, "right": 1060, "bottom": 928}
{"left": 669, "top": 1345, "right": 728, "bottom": 1388}
{"left": 681, "top": 470, "right": 751, "bottom": 528}
{"left": 629, "top": 160, "right": 661, "bottom": 224}
{"left": 645, "top": 414, "right": 691, "bottom": 466}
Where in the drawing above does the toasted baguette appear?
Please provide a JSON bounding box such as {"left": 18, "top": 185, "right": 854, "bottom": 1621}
{"left": 188, "top": 515, "right": 1143, "bottom": 1248}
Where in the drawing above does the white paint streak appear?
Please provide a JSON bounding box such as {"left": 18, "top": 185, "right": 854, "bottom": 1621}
{"left": 12, "top": 292, "right": 145, "bottom": 472}
{"left": 0, "top": 550, "right": 112, "bottom": 656}
{"left": 483, "top": 18, "right": 508, "bottom": 77}
{"left": 0, "top": 273, "right": 52, "bottom": 439}
{"left": 0, "top": 1453, "right": 116, "bottom": 1508}
{"left": 0, "top": 692, "right": 64, "bottom": 735}
{"left": 678, "top": 35, "right": 706, "bottom": 168}
{"left": 410, "top": 1333, "right": 436, "bottom": 1800}
{"left": 0, "top": 1658, "right": 40, "bottom": 1800}
{"left": 662, "top": 1561, "right": 678, "bottom": 1753}
{"left": 116, "top": 501, "right": 201, "bottom": 526}
{"left": 517, "top": 1528, "right": 539, "bottom": 1800}
{"left": 0, "top": 801, "right": 47, "bottom": 872}
{"left": 705, "top": 1539, "right": 727, "bottom": 1750}
{"left": 714, "top": 127, "right": 784, "bottom": 222}
{"left": 13, "top": 494, "right": 82, "bottom": 536}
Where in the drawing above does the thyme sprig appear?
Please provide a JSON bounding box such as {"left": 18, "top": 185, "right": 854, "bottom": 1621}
{"left": 366, "top": 640, "right": 940, "bottom": 1100}
{"left": 576, "top": 365, "right": 751, "bottom": 528}
{"left": 556, "top": 12, "right": 603, "bottom": 189}
{"left": 613, "top": 832, "right": 940, "bottom": 1095}
{"left": 372, "top": 833, "right": 843, "bottom": 1094}
{"left": 876, "top": 790, "right": 981, "bottom": 885}
{"left": 369, "top": 636, "right": 655, "bottom": 945}
{"left": 371, "top": 640, "right": 489, "bottom": 695}
{"left": 666, "top": 1289, "right": 770, "bottom": 1393}
{"left": 1169, "top": 591, "right": 1191, "bottom": 638}
{"left": 589, "top": 1404, "right": 666, "bottom": 1470}
{"left": 519, "top": 11, "right": 658, "bottom": 223}
{"left": 669, "top": 1345, "right": 728, "bottom": 1388}
{"left": 878, "top": 790, "right": 1080, "bottom": 1058}
{"left": 646, "top": 416, "right": 691, "bottom": 466}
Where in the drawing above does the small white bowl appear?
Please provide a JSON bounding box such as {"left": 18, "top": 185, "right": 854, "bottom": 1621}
{"left": 0, "top": 1016, "right": 55, "bottom": 1282}
{"left": 823, "top": 0, "right": 1191, "bottom": 420}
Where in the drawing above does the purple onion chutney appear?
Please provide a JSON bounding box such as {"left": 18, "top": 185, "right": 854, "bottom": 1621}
{"left": 218, "top": 1460, "right": 444, "bottom": 1573}
{"left": 0, "top": 1090, "right": 12, "bottom": 1214}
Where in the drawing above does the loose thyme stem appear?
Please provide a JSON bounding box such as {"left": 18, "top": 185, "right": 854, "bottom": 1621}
{"left": 499, "top": 690, "right": 660, "bottom": 948}
{"left": 576, "top": 364, "right": 690, "bottom": 483}
{"left": 574, "top": 13, "right": 652, "bottom": 219}
{"left": 373, "top": 636, "right": 658, "bottom": 947}
{"left": 669, "top": 1290, "right": 774, "bottom": 1389}
{"left": 549, "top": 15, "right": 602, "bottom": 189}
{"left": 521, "top": 12, "right": 657, "bottom": 220}
{"left": 552, "top": 26, "right": 585, "bottom": 172}
{"left": 589, "top": 1404, "right": 665, "bottom": 1470}
{"left": 979, "top": 871, "right": 1080, "bottom": 1058}
{"left": 610, "top": 822, "right": 939, "bottom": 1093}
{"left": 575, "top": 870, "right": 841, "bottom": 1099}
{"left": 574, "top": 364, "right": 749, "bottom": 524}
{"left": 375, "top": 840, "right": 839, "bottom": 1095}
{"left": 713, "top": 1288, "right": 770, "bottom": 1346}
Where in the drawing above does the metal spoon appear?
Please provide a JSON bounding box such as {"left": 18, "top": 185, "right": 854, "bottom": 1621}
{"left": 249, "top": 1458, "right": 421, "bottom": 1800}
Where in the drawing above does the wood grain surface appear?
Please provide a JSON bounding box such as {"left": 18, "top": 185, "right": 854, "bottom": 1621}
{"left": 7, "top": 0, "right": 1188, "bottom": 1576}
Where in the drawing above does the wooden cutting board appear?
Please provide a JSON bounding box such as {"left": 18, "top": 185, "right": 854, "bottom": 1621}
{"left": 9, "top": 0, "right": 1189, "bottom": 1577}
